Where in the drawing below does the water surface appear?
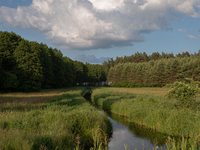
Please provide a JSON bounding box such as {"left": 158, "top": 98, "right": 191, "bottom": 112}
{"left": 104, "top": 112, "right": 168, "bottom": 150}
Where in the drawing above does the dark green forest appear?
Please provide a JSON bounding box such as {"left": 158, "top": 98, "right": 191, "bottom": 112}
{"left": 107, "top": 57, "right": 200, "bottom": 87}
{"left": 102, "top": 50, "right": 200, "bottom": 77}
{"left": 0, "top": 31, "right": 106, "bottom": 92}
{"left": 1, "top": 31, "right": 200, "bottom": 91}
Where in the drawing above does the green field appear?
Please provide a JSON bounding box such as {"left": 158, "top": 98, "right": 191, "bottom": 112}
{"left": 0, "top": 87, "right": 112, "bottom": 150}
{"left": 1, "top": 86, "right": 200, "bottom": 150}
{"left": 91, "top": 87, "right": 200, "bottom": 137}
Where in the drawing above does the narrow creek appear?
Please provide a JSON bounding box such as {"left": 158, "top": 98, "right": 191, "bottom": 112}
{"left": 103, "top": 112, "right": 167, "bottom": 150}
{"left": 84, "top": 90, "right": 168, "bottom": 150}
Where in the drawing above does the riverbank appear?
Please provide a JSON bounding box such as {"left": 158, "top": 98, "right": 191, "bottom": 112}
{"left": 0, "top": 87, "right": 112, "bottom": 150}
{"left": 91, "top": 87, "right": 200, "bottom": 137}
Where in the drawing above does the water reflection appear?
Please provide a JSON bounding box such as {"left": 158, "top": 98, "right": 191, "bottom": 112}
{"left": 104, "top": 112, "right": 168, "bottom": 150}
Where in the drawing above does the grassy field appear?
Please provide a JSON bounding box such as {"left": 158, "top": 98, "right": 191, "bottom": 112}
{"left": 91, "top": 87, "right": 200, "bottom": 138}
{"left": 110, "top": 87, "right": 169, "bottom": 95}
{"left": 0, "top": 89, "right": 70, "bottom": 112}
{"left": 0, "top": 87, "right": 112, "bottom": 150}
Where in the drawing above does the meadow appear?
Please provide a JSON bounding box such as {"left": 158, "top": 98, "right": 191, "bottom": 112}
{"left": 91, "top": 87, "right": 200, "bottom": 138}
{"left": 1, "top": 86, "right": 200, "bottom": 150}
{"left": 0, "top": 87, "right": 112, "bottom": 150}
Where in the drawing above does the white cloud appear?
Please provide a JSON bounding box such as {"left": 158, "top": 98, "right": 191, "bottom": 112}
{"left": 74, "top": 54, "right": 110, "bottom": 64}
{"left": 88, "top": 0, "right": 124, "bottom": 11}
{"left": 178, "top": 28, "right": 187, "bottom": 33}
{"left": 187, "top": 34, "right": 197, "bottom": 39}
{"left": 0, "top": 0, "right": 200, "bottom": 50}
{"left": 178, "top": 28, "right": 198, "bottom": 39}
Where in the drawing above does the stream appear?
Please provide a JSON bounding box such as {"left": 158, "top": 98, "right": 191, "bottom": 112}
{"left": 84, "top": 90, "right": 168, "bottom": 150}
{"left": 104, "top": 112, "right": 167, "bottom": 150}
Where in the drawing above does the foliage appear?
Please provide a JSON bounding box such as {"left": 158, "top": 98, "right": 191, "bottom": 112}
{"left": 107, "top": 57, "right": 200, "bottom": 88}
{"left": 0, "top": 31, "right": 106, "bottom": 92}
{"left": 0, "top": 87, "right": 112, "bottom": 150}
{"left": 91, "top": 87, "right": 200, "bottom": 137}
{"left": 166, "top": 78, "right": 199, "bottom": 107}
{"left": 103, "top": 50, "right": 200, "bottom": 72}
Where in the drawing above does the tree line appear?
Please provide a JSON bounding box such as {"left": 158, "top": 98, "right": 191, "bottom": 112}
{"left": 0, "top": 31, "right": 106, "bottom": 92}
{"left": 102, "top": 51, "right": 200, "bottom": 78}
{"left": 107, "top": 56, "right": 200, "bottom": 87}
{"left": 1, "top": 31, "right": 199, "bottom": 91}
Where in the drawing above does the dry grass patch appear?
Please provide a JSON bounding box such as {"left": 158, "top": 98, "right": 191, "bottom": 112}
{"left": 104, "top": 87, "right": 169, "bottom": 95}
{"left": 0, "top": 88, "right": 70, "bottom": 98}
{"left": 0, "top": 88, "right": 71, "bottom": 111}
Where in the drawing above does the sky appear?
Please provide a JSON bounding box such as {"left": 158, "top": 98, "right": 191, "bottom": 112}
{"left": 0, "top": 0, "right": 199, "bottom": 64}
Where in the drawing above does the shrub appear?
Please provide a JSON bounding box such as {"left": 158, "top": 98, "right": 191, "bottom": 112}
{"left": 166, "top": 78, "right": 199, "bottom": 107}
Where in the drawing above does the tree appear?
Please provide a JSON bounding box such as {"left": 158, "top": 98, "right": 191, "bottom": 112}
{"left": 0, "top": 31, "right": 21, "bottom": 73}
{"left": 14, "top": 40, "right": 42, "bottom": 91}
{"left": 149, "top": 52, "right": 161, "bottom": 61}
{"left": 151, "top": 59, "right": 166, "bottom": 87}
{"left": 142, "top": 52, "right": 149, "bottom": 62}
{"left": 73, "top": 61, "right": 85, "bottom": 85}
{"left": 102, "top": 61, "right": 110, "bottom": 79}
{"left": 63, "top": 57, "right": 76, "bottom": 86}
{"left": 50, "top": 48, "right": 66, "bottom": 88}
{"left": 39, "top": 43, "right": 55, "bottom": 89}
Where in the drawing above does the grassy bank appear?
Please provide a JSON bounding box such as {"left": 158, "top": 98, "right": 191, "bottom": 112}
{"left": 91, "top": 87, "right": 200, "bottom": 138}
{"left": 0, "top": 87, "right": 112, "bottom": 150}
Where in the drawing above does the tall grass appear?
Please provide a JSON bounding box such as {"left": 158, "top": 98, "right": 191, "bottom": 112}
{"left": 0, "top": 87, "right": 112, "bottom": 150}
{"left": 91, "top": 88, "right": 200, "bottom": 137}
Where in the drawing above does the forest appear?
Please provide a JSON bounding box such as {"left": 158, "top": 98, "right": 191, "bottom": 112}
{"left": 107, "top": 56, "right": 200, "bottom": 87}
{"left": 1, "top": 31, "right": 200, "bottom": 92}
{"left": 0, "top": 31, "right": 106, "bottom": 92}
{"left": 102, "top": 50, "right": 200, "bottom": 78}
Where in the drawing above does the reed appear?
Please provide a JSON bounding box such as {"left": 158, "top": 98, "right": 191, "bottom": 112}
{"left": 91, "top": 87, "right": 200, "bottom": 137}
{"left": 0, "top": 87, "right": 112, "bottom": 150}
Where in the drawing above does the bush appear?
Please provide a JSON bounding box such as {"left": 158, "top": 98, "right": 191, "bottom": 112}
{"left": 166, "top": 78, "right": 199, "bottom": 107}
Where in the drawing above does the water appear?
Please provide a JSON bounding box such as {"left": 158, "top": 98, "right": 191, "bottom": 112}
{"left": 84, "top": 92, "right": 168, "bottom": 150}
{"left": 100, "top": 111, "right": 168, "bottom": 150}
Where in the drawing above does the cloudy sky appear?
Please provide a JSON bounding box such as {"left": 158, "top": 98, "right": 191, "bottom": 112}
{"left": 0, "top": 0, "right": 199, "bottom": 63}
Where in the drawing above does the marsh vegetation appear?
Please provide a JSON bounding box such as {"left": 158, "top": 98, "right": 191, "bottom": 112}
{"left": 90, "top": 87, "right": 200, "bottom": 149}
{"left": 0, "top": 87, "right": 112, "bottom": 150}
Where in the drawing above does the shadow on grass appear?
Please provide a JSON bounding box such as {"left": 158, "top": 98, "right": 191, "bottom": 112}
{"left": 93, "top": 92, "right": 136, "bottom": 114}
{"left": 0, "top": 90, "right": 87, "bottom": 112}
{"left": 48, "top": 93, "right": 87, "bottom": 106}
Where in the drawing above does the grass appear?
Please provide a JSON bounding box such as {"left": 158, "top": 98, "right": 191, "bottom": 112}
{"left": 91, "top": 87, "right": 200, "bottom": 137}
{"left": 90, "top": 87, "right": 200, "bottom": 149}
{"left": 0, "top": 87, "right": 112, "bottom": 150}
{"left": 110, "top": 87, "right": 169, "bottom": 95}
{"left": 0, "top": 88, "right": 71, "bottom": 112}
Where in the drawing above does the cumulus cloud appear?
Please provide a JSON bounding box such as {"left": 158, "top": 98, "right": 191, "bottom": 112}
{"left": 74, "top": 54, "right": 110, "bottom": 64}
{"left": 0, "top": 0, "right": 200, "bottom": 50}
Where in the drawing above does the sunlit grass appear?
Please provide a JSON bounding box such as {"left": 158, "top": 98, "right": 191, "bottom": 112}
{"left": 91, "top": 87, "right": 200, "bottom": 137}
{"left": 0, "top": 87, "right": 112, "bottom": 150}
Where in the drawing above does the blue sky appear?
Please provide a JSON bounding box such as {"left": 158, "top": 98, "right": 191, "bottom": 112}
{"left": 0, "top": 0, "right": 199, "bottom": 63}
